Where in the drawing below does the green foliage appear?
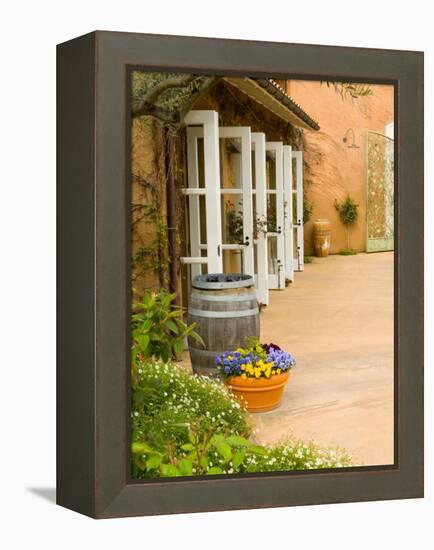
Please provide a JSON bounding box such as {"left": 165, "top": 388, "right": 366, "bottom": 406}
{"left": 242, "top": 438, "right": 353, "bottom": 472}
{"left": 131, "top": 360, "right": 251, "bottom": 478}
{"left": 132, "top": 72, "right": 211, "bottom": 113}
{"left": 303, "top": 196, "right": 314, "bottom": 224}
{"left": 131, "top": 360, "right": 352, "bottom": 479}
{"left": 323, "top": 81, "right": 373, "bottom": 100}
{"left": 132, "top": 290, "right": 204, "bottom": 365}
{"left": 225, "top": 200, "right": 244, "bottom": 244}
{"left": 334, "top": 195, "right": 359, "bottom": 251}
{"left": 334, "top": 195, "right": 359, "bottom": 226}
{"left": 304, "top": 255, "right": 314, "bottom": 264}
{"left": 292, "top": 194, "right": 315, "bottom": 225}
{"left": 131, "top": 172, "right": 170, "bottom": 287}
{"left": 338, "top": 249, "right": 358, "bottom": 256}
{"left": 131, "top": 208, "right": 169, "bottom": 284}
{"left": 132, "top": 428, "right": 263, "bottom": 477}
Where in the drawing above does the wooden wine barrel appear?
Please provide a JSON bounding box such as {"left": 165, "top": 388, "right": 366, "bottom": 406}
{"left": 188, "top": 274, "right": 260, "bottom": 377}
{"left": 313, "top": 219, "right": 332, "bottom": 257}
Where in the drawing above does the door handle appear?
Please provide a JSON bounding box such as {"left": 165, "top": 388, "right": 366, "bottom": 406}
{"left": 277, "top": 226, "right": 282, "bottom": 234}
{"left": 243, "top": 236, "right": 250, "bottom": 246}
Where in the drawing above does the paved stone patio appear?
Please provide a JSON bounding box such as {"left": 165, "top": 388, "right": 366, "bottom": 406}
{"left": 253, "top": 252, "right": 394, "bottom": 466}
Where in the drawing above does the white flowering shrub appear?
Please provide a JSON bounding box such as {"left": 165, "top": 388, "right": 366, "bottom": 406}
{"left": 243, "top": 439, "right": 352, "bottom": 472}
{"left": 131, "top": 360, "right": 252, "bottom": 477}
{"left": 131, "top": 360, "right": 352, "bottom": 478}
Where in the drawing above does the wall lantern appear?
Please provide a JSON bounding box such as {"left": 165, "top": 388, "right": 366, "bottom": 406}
{"left": 343, "top": 127, "right": 359, "bottom": 148}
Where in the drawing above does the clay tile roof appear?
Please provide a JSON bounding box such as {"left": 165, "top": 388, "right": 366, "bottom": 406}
{"left": 254, "top": 78, "right": 320, "bottom": 131}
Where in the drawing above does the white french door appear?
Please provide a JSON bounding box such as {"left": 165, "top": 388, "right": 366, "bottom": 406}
{"left": 251, "top": 133, "right": 269, "bottom": 305}
{"left": 265, "top": 142, "right": 286, "bottom": 290}
{"left": 283, "top": 145, "right": 294, "bottom": 282}
{"left": 181, "top": 112, "right": 256, "bottom": 283}
{"left": 292, "top": 150, "right": 304, "bottom": 272}
{"left": 182, "top": 111, "right": 222, "bottom": 277}
{"left": 218, "top": 127, "right": 254, "bottom": 277}
{"left": 181, "top": 110, "right": 299, "bottom": 296}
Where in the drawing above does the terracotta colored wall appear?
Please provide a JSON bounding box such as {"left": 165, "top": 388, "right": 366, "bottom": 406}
{"left": 287, "top": 81, "right": 394, "bottom": 254}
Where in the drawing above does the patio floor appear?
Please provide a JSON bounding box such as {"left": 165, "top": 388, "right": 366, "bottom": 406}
{"left": 253, "top": 252, "right": 394, "bottom": 466}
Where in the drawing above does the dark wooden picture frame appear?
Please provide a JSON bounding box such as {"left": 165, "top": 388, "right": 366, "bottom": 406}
{"left": 57, "top": 31, "right": 424, "bottom": 519}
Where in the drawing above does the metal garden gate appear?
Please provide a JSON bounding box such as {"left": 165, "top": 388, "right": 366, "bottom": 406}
{"left": 366, "top": 131, "right": 394, "bottom": 252}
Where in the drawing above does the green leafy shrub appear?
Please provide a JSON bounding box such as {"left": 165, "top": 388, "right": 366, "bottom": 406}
{"left": 132, "top": 290, "right": 204, "bottom": 364}
{"left": 304, "top": 255, "right": 314, "bottom": 264}
{"left": 338, "top": 249, "right": 358, "bottom": 256}
{"left": 334, "top": 195, "right": 359, "bottom": 252}
{"left": 131, "top": 360, "right": 352, "bottom": 478}
{"left": 303, "top": 196, "right": 314, "bottom": 224}
{"left": 131, "top": 360, "right": 251, "bottom": 478}
{"left": 292, "top": 195, "right": 314, "bottom": 225}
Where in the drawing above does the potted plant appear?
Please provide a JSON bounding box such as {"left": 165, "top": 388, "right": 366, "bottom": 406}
{"left": 215, "top": 339, "right": 295, "bottom": 412}
{"left": 334, "top": 195, "right": 359, "bottom": 254}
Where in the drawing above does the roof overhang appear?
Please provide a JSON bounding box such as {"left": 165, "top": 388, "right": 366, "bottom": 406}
{"left": 223, "top": 77, "right": 320, "bottom": 131}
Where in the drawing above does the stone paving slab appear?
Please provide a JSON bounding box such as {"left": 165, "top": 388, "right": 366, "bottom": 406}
{"left": 253, "top": 252, "right": 394, "bottom": 466}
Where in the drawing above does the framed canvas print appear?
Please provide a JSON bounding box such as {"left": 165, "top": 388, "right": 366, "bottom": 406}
{"left": 57, "top": 31, "right": 424, "bottom": 518}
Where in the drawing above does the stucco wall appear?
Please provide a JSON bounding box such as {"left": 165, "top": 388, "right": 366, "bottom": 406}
{"left": 131, "top": 116, "right": 168, "bottom": 295}
{"left": 287, "top": 81, "right": 394, "bottom": 254}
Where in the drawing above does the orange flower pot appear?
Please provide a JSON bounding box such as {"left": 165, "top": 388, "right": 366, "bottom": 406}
{"left": 224, "top": 371, "right": 290, "bottom": 412}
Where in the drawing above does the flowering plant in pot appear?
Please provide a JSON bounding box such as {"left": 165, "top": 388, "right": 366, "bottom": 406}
{"left": 215, "top": 339, "right": 295, "bottom": 412}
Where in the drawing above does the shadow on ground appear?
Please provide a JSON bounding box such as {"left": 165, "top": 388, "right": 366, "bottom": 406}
{"left": 27, "top": 487, "right": 56, "bottom": 504}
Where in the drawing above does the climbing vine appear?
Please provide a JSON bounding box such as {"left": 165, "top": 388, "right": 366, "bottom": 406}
{"left": 131, "top": 173, "right": 170, "bottom": 289}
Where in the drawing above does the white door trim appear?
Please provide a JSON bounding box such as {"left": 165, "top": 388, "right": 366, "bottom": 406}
{"left": 283, "top": 145, "right": 294, "bottom": 282}
{"left": 292, "top": 150, "right": 304, "bottom": 272}
{"left": 266, "top": 142, "right": 286, "bottom": 289}
{"left": 251, "top": 132, "right": 269, "bottom": 305}
{"left": 219, "top": 127, "right": 254, "bottom": 278}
